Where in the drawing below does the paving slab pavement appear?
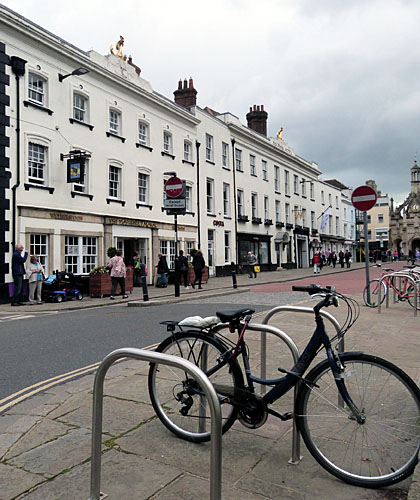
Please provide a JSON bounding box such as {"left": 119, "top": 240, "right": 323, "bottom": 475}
{"left": 0, "top": 272, "right": 419, "bottom": 499}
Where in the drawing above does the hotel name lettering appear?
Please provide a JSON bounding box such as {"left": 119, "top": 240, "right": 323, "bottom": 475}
{"left": 50, "top": 212, "right": 83, "bottom": 221}
{"left": 108, "top": 218, "right": 157, "bottom": 228}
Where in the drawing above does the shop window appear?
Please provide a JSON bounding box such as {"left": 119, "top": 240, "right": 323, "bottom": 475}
{"left": 28, "top": 72, "right": 46, "bottom": 105}
{"left": 30, "top": 234, "right": 48, "bottom": 275}
{"left": 222, "top": 142, "right": 229, "bottom": 167}
{"left": 160, "top": 240, "right": 176, "bottom": 269}
{"left": 28, "top": 142, "right": 47, "bottom": 185}
{"left": 65, "top": 236, "right": 97, "bottom": 274}
{"left": 73, "top": 93, "right": 87, "bottom": 122}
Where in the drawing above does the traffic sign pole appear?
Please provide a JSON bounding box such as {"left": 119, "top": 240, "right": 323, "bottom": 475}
{"left": 364, "top": 211, "right": 370, "bottom": 304}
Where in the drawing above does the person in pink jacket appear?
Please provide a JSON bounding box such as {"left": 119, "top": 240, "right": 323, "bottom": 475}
{"left": 107, "top": 249, "right": 128, "bottom": 300}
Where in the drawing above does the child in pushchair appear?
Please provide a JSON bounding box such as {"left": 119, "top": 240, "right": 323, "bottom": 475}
{"left": 42, "top": 271, "right": 83, "bottom": 303}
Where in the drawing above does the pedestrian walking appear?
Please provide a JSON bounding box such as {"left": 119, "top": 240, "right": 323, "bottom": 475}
{"left": 313, "top": 252, "right": 321, "bottom": 274}
{"left": 192, "top": 249, "right": 205, "bottom": 289}
{"left": 331, "top": 251, "right": 337, "bottom": 268}
{"left": 416, "top": 248, "right": 420, "bottom": 263}
{"left": 26, "top": 254, "right": 44, "bottom": 304}
{"left": 133, "top": 252, "right": 142, "bottom": 287}
{"left": 177, "top": 250, "right": 189, "bottom": 289}
{"left": 156, "top": 254, "right": 169, "bottom": 287}
{"left": 107, "top": 249, "right": 128, "bottom": 299}
{"left": 393, "top": 250, "right": 398, "bottom": 262}
{"left": 247, "top": 251, "right": 258, "bottom": 278}
{"left": 339, "top": 250, "right": 345, "bottom": 268}
{"left": 408, "top": 249, "right": 414, "bottom": 264}
{"left": 11, "top": 243, "right": 28, "bottom": 306}
{"left": 345, "top": 250, "right": 351, "bottom": 269}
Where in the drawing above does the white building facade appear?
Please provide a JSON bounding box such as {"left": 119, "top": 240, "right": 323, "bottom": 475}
{"left": 0, "top": 5, "right": 356, "bottom": 293}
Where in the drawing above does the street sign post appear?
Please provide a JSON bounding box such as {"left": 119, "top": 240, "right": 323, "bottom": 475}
{"left": 163, "top": 175, "right": 186, "bottom": 298}
{"left": 352, "top": 185, "right": 377, "bottom": 304}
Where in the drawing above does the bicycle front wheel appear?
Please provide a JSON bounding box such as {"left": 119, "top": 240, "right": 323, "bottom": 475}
{"left": 297, "top": 353, "right": 420, "bottom": 488}
{"left": 148, "top": 331, "right": 244, "bottom": 443}
{"left": 407, "top": 284, "right": 420, "bottom": 310}
{"left": 363, "top": 279, "right": 387, "bottom": 307}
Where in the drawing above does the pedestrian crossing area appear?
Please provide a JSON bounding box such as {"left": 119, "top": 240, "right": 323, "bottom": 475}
{"left": 0, "top": 311, "right": 57, "bottom": 323}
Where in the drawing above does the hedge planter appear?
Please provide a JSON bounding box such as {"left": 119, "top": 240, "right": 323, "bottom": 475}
{"left": 89, "top": 273, "right": 133, "bottom": 297}
{"left": 180, "top": 266, "right": 209, "bottom": 286}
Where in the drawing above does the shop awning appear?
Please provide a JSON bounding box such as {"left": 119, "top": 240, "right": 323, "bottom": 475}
{"left": 274, "top": 231, "right": 290, "bottom": 243}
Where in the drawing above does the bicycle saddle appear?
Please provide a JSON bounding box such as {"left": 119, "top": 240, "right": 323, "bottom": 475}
{"left": 216, "top": 308, "right": 255, "bottom": 323}
{"left": 383, "top": 267, "right": 394, "bottom": 272}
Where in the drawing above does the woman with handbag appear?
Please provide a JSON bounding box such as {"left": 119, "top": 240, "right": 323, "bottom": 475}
{"left": 156, "top": 254, "right": 169, "bottom": 288}
{"left": 107, "top": 249, "right": 128, "bottom": 299}
{"left": 26, "top": 254, "right": 44, "bottom": 304}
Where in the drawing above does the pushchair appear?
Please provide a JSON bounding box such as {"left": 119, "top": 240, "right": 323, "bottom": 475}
{"left": 42, "top": 271, "right": 83, "bottom": 303}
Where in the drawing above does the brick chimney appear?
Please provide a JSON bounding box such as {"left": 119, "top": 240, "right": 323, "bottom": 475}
{"left": 246, "top": 104, "right": 268, "bottom": 136}
{"left": 174, "top": 77, "right": 197, "bottom": 108}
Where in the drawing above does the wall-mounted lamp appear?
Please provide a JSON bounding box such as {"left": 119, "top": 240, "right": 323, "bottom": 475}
{"left": 58, "top": 67, "right": 90, "bottom": 82}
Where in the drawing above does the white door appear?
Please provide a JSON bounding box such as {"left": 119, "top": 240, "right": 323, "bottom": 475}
{"left": 207, "top": 241, "right": 215, "bottom": 276}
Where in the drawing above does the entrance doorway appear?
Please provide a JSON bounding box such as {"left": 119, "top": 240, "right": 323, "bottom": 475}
{"left": 116, "top": 238, "right": 148, "bottom": 268}
{"left": 412, "top": 238, "right": 420, "bottom": 259}
{"left": 207, "top": 230, "right": 215, "bottom": 276}
{"left": 295, "top": 235, "right": 309, "bottom": 268}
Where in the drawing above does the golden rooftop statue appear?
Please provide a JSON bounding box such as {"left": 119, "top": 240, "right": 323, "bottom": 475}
{"left": 276, "top": 127, "right": 284, "bottom": 141}
{"left": 110, "top": 36, "right": 125, "bottom": 59}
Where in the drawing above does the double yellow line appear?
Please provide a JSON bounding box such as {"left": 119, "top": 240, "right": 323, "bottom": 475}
{"left": 0, "top": 343, "right": 159, "bottom": 414}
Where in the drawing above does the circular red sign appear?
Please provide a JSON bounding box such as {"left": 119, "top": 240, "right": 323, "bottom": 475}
{"left": 351, "top": 185, "right": 377, "bottom": 211}
{"left": 164, "top": 177, "right": 183, "bottom": 198}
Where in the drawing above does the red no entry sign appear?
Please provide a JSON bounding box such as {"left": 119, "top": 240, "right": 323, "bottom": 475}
{"left": 351, "top": 185, "right": 377, "bottom": 211}
{"left": 164, "top": 177, "right": 183, "bottom": 198}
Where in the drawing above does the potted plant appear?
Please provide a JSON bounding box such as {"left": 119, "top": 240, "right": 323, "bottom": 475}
{"left": 89, "top": 265, "right": 133, "bottom": 297}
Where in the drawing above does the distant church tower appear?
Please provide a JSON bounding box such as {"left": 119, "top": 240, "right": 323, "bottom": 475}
{"left": 410, "top": 160, "right": 420, "bottom": 196}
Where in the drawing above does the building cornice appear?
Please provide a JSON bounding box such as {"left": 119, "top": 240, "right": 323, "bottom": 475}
{"left": 0, "top": 6, "right": 200, "bottom": 126}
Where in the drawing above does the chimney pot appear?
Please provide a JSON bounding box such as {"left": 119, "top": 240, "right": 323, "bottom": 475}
{"left": 178, "top": 79, "right": 182, "bottom": 90}
{"left": 189, "top": 77, "right": 193, "bottom": 89}
{"left": 249, "top": 107, "right": 252, "bottom": 112}
{"left": 261, "top": 105, "right": 264, "bottom": 111}
{"left": 183, "top": 79, "right": 188, "bottom": 89}
{"left": 257, "top": 105, "right": 260, "bottom": 111}
{"left": 253, "top": 105, "right": 257, "bottom": 111}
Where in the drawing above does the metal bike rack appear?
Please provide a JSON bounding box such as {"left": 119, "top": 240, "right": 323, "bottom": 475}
{"left": 88, "top": 348, "right": 223, "bottom": 500}
{"left": 212, "top": 321, "right": 301, "bottom": 464}
{"left": 378, "top": 272, "right": 418, "bottom": 317}
{"left": 260, "top": 306, "right": 343, "bottom": 464}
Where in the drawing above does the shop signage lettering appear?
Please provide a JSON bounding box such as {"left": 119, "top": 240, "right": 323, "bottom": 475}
{"left": 50, "top": 212, "right": 83, "bottom": 221}
{"left": 213, "top": 220, "right": 224, "bottom": 227}
{"left": 108, "top": 218, "right": 157, "bottom": 228}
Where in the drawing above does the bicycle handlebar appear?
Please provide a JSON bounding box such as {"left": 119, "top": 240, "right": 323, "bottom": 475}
{"left": 292, "top": 284, "right": 336, "bottom": 295}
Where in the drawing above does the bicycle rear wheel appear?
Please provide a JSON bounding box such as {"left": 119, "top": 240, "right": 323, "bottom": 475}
{"left": 296, "top": 353, "right": 420, "bottom": 488}
{"left": 363, "top": 279, "right": 387, "bottom": 307}
{"left": 407, "top": 284, "right": 420, "bottom": 310}
{"left": 148, "top": 331, "right": 243, "bottom": 443}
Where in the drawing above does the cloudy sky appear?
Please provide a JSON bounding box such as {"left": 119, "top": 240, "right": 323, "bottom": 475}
{"left": 4, "top": 0, "right": 420, "bottom": 202}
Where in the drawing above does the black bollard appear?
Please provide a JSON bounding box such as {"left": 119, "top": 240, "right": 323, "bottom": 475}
{"left": 231, "top": 262, "right": 238, "bottom": 289}
{"left": 174, "top": 273, "right": 180, "bottom": 298}
{"left": 141, "top": 276, "right": 149, "bottom": 302}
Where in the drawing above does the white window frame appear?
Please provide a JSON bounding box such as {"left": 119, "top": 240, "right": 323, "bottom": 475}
{"left": 235, "top": 148, "right": 243, "bottom": 171}
{"left": 274, "top": 166, "right": 280, "bottom": 192}
{"left": 28, "top": 141, "right": 48, "bottom": 185}
{"left": 335, "top": 216, "right": 339, "bottom": 235}
{"left": 301, "top": 178, "right": 306, "bottom": 196}
{"left": 378, "top": 214, "right": 384, "bottom": 224}
{"left": 285, "top": 203, "right": 290, "bottom": 224}
{"left": 138, "top": 121, "right": 149, "bottom": 146}
{"left": 137, "top": 171, "right": 149, "bottom": 204}
{"left": 109, "top": 109, "right": 120, "bottom": 135}
{"left": 109, "top": 164, "right": 121, "bottom": 199}
{"left": 275, "top": 200, "right": 281, "bottom": 223}
{"left": 335, "top": 196, "right": 339, "bottom": 209}
{"left": 206, "top": 178, "right": 214, "bottom": 214}
{"left": 73, "top": 158, "right": 89, "bottom": 194}
{"left": 293, "top": 175, "right": 299, "bottom": 194}
{"left": 223, "top": 183, "right": 230, "bottom": 217}
{"left": 250, "top": 154, "right": 256, "bottom": 176}
{"left": 251, "top": 193, "right": 258, "bottom": 218}
{"left": 205, "top": 134, "right": 214, "bottom": 162}
{"left": 302, "top": 209, "right": 307, "bottom": 227}
{"left": 224, "top": 231, "right": 231, "bottom": 263}
{"left": 30, "top": 233, "right": 49, "bottom": 275}
{"left": 73, "top": 93, "right": 87, "bottom": 123}
{"left": 262, "top": 160, "right": 268, "bottom": 180}
{"left": 321, "top": 190, "right": 325, "bottom": 204}
{"left": 264, "top": 196, "right": 269, "bottom": 219}
{"left": 311, "top": 211, "right": 315, "bottom": 229}
{"left": 160, "top": 240, "right": 176, "bottom": 269}
{"left": 284, "top": 170, "right": 290, "bottom": 195}
{"left": 184, "top": 141, "right": 192, "bottom": 162}
{"left": 310, "top": 182, "right": 314, "bottom": 200}
{"left": 237, "top": 189, "right": 244, "bottom": 216}
{"left": 28, "top": 72, "right": 46, "bottom": 106}
{"left": 222, "top": 142, "right": 229, "bottom": 167}
{"left": 65, "top": 236, "right": 97, "bottom": 274}
{"left": 185, "top": 185, "right": 192, "bottom": 211}
{"left": 163, "top": 131, "right": 172, "bottom": 154}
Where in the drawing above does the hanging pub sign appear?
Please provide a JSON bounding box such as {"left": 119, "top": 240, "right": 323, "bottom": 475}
{"left": 61, "top": 149, "right": 91, "bottom": 184}
{"left": 67, "top": 157, "right": 85, "bottom": 183}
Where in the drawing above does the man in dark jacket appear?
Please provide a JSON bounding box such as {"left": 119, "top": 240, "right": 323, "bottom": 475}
{"left": 176, "top": 250, "right": 189, "bottom": 289}
{"left": 192, "top": 250, "right": 205, "bottom": 289}
{"left": 11, "top": 243, "right": 28, "bottom": 306}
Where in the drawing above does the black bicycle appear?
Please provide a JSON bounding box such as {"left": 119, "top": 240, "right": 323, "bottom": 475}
{"left": 148, "top": 284, "right": 420, "bottom": 488}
